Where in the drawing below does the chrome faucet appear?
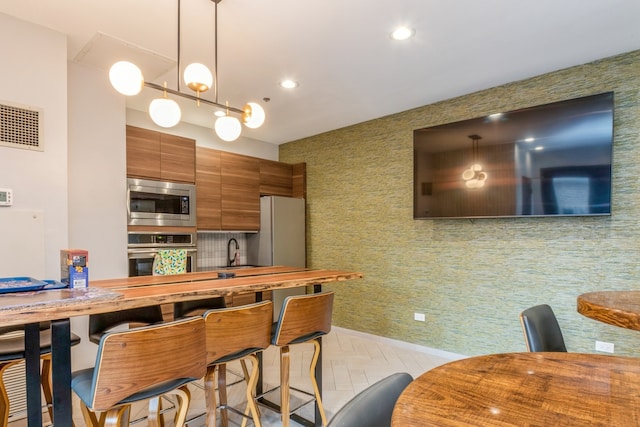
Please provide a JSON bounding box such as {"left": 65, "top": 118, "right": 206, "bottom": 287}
{"left": 227, "top": 238, "right": 239, "bottom": 266}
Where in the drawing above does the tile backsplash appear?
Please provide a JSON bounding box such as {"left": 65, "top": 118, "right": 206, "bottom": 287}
{"left": 196, "top": 233, "right": 249, "bottom": 269}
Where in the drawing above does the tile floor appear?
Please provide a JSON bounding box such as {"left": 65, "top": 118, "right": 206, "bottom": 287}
{"left": 10, "top": 327, "right": 455, "bottom": 426}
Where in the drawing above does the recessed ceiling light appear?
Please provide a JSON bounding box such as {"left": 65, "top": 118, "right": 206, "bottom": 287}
{"left": 534, "top": 146, "right": 544, "bottom": 151}
{"left": 525, "top": 137, "right": 535, "bottom": 142}
{"left": 280, "top": 80, "right": 299, "bottom": 89}
{"left": 390, "top": 26, "right": 415, "bottom": 41}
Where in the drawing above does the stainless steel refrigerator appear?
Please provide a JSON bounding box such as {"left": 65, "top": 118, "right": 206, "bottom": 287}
{"left": 248, "top": 196, "right": 306, "bottom": 319}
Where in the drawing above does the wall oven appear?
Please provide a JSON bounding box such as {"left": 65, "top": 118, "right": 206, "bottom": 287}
{"left": 127, "top": 178, "right": 196, "bottom": 227}
{"left": 127, "top": 231, "right": 197, "bottom": 277}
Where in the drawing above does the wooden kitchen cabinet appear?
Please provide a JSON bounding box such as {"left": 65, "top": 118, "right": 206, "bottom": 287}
{"left": 260, "top": 159, "right": 293, "bottom": 196}
{"left": 126, "top": 126, "right": 195, "bottom": 183}
{"left": 195, "top": 147, "right": 222, "bottom": 230}
{"left": 221, "top": 152, "right": 260, "bottom": 230}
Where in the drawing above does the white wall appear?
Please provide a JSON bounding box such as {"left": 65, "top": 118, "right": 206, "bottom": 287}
{"left": 0, "top": 13, "right": 68, "bottom": 278}
{"left": 67, "top": 62, "right": 129, "bottom": 369}
{"left": 67, "top": 62, "right": 128, "bottom": 280}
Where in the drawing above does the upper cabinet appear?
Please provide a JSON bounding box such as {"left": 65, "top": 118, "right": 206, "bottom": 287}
{"left": 195, "top": 147, "right": 222, "bottom": 230}
{"left": 260, "top": 159, "right": 293, "bottom": 197}
{"left": 126, "top": 125, "right": 195, "bottom": 183}
{"left": 259, "top": 159, "right": 306, "bottom": 199}
{"left": 220, "top": 152, "right": 260, "bottom": 230}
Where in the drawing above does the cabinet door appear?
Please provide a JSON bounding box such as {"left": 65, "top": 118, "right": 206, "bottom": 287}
{"left": 196, "top": 147, "right": 222, "bottom": 230}
{"left": 126, "top": 126, "right": 161, "bottom": 179}
{"left": 160, "top": 134, "right": 195, "bottom": 183}
{"left": 260, "top": 159, "right": 293, "bottom": 197}
{"left": 221, "top": 152, "right": 260, "bottom": 230}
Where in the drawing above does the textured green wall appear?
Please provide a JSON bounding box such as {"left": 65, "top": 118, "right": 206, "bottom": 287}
{"left": 280, "top": 50, "right": 640, "bottom": 357}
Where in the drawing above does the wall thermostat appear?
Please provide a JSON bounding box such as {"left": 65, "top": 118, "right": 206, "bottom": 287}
{"left": 0, "top": 188, "right": 13, "bottom": 206}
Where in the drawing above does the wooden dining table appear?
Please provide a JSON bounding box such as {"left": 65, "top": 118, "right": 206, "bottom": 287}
{"left": 0, "top": 266, "right": 362, "bottom": 427}
{"left": 391, "top": 352, "right": 640, "bottom": 426}
{"left": 578, "top": 290, "right": 640, "bottom": 331}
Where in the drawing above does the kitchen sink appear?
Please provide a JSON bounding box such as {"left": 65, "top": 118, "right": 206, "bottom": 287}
{"left": 219, "top": 265, "right": 259, "bottom": 270}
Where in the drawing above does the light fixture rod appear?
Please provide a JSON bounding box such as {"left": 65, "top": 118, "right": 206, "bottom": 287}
{"left": 143, "top": 81, "right": 244, "bottom": 114}
{"left": 213, "top": 0, "right": 219, "bottom": 103}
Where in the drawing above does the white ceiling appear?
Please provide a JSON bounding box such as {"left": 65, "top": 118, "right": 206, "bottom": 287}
{"left": 2, "top": 0, "right": 639, "bottom": 145}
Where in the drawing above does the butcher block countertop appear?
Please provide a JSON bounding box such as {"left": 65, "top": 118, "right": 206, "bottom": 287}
{"left": 0, "top": 266, "right": 363, "bottom": 327}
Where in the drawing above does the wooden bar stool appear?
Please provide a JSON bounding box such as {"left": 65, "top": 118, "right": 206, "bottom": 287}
{"left": 88, "top": 306, "right": 168, "bottom": 424}
{"left": 203, "top": 300, "right": 273, "bottom": 427}
{"left": 265, "top": 291, "right": 334, "bottom": 427}
{"left": 71, "top": 316, "right": 206, "bottom": 427}
{"left": 0, "top": 322, "right": 81, "bottom": 426}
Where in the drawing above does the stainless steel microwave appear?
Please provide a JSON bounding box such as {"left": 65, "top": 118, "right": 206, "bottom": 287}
{"left": 127, "top": 178, "right": 196, "bottom": 227}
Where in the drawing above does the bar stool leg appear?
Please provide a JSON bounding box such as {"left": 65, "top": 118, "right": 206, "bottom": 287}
{"left": 280, "top": 345, "right": 291, "bottom": 427}
{"left": 205, "top": 365, "right": 219, "bottom": 427}
{"left": 218, "top": 364, "right": 230, "bottom": 425}
{"left": 310, "top": 340, "right": 327, "bottom": 426}
{"left": 242, "top": 354, "right": 262, "bottom": 427}
{"left": 147, "top": 396, "right": 166, "bottom": 427}
{"left": 167, "top": 385, "right": 191, "bottom": 427}
{"left": 80, "top": 402, "right": 102, "bottom": 427}
{"left": 0, "top": 363, "right": 13, "bottom": 427}
{"left": 104, "top": 405, "right": 130, "bottom": 427}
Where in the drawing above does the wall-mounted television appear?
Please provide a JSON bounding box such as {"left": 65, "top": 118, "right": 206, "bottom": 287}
{"left": 413, "top": 92, "right": 614, "bottom": 219}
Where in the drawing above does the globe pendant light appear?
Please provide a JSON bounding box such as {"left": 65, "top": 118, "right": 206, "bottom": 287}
{"left": 184, "top": 63, "right": 213, "bottom": 94}
{"left": 215, "top": 114, "right": 242, "bottom": 141}
{"left": 242, "top": 102, "right": 266, "bottom": 129}
{"left": 109, "top": 61, "right": 144, "bottom": 96}
{"left": 149, "top": 97, "right": 181, "bottom": 128}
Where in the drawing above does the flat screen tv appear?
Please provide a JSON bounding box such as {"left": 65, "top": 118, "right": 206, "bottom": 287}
{"left": 413, "top": 92, "right": 614, "bottom": 219}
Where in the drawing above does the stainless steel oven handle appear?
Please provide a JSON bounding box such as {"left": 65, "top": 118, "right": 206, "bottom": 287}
{"left": 127, "top": 248, "right": 197, "bottom": 255}
{"left": 126, "top": 188, "right": 131, "bottom": 217}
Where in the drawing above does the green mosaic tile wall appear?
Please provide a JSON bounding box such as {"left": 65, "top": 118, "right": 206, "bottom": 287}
{"left": 280, "top": 50, "right": 640, "bottom": 357}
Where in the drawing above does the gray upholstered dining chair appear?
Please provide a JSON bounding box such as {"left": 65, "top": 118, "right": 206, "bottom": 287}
{"left": 327, "top": 372, "right": 413, "bottom": 427}
{"left": 519, "top": 304, "right": 567, "bottom": 352}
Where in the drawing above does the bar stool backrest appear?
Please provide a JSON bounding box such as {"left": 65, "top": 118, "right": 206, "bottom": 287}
{"left": 87, "top": 316, "right": 206, "bottom": 411}
{"left": 88, "top": 305, "right": 164, "bottom": 344}
{"left": 203, "top": 300, "right": 273, "bottom": 364}
{"left": 174, "top": 297, "right": 227, "bottom": 320}
{"left": 272, "top": 292, "right": 334, "bottom": 346}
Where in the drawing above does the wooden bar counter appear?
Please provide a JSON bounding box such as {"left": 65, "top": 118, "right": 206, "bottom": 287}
{"left": 0, "top": 266, "right": 362, "bottom": 326}
{"left": 1, "top": 266, "right": 362, "bottom": 427}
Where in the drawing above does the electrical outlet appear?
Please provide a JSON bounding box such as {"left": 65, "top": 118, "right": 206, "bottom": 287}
{"left": 595, "top": 340, "right": 614, "bottom": 353}
{"left": 414, "top": 312, "right": 426, "bottom": 322}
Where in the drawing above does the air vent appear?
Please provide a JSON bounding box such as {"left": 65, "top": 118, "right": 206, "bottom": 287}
{"left": 0, "top": 101, "right": 43, "bottom": 151}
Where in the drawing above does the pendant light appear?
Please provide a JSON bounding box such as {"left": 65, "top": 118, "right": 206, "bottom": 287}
{"left": 149, "top": 83, "right": 181, "bottom": 128}
{"left": 108, "top": 0, "right": 265, "bottom": 140}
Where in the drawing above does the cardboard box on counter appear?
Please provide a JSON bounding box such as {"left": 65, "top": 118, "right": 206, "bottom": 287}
{"left": 60, "top": 249, "right": 89, "bottom": 288}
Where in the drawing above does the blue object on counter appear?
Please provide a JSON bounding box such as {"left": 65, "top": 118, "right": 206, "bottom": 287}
{"left": 42, "top": 280, "right": 69, "bottom": 290}
{"left": 218, "top": 272, "right": 236, "bottom": 279}
{"left": 0, "top": 277, "right": 46, "bottom": 293}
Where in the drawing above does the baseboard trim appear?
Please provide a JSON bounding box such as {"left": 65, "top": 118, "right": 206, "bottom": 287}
{"left": 332, "top": 326, "right": 467, "bottom": 361}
